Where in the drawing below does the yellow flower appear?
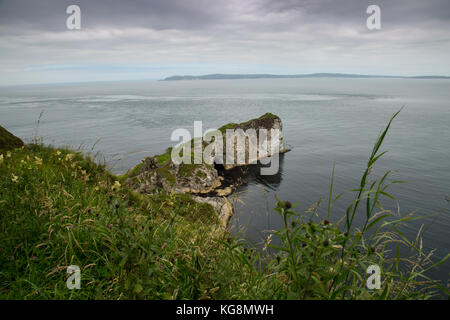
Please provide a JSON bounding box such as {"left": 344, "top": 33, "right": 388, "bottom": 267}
{"left": 112, "top": 180, "right": 121, "bottom": 191}
{"left": 34, "top": 156, "right": 43, "bottom": 165}
{"left": 65, "top": 153, "right": 75, "bottom": 161}
{"left": 0, "top": 154, "right": 3, "bottom": 164}
{"left": 11, "top": 174, "right": 18, "bottom": 183}
{"left": 6, "top": 151, "right": 12, "bottom": 158}
{"left": 56, "top": 150, "right": 61, "bottom": 156}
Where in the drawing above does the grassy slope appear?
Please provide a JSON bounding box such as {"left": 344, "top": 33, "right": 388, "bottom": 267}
{"left": 0, "top": 145, "right": 265, "bottom": 299}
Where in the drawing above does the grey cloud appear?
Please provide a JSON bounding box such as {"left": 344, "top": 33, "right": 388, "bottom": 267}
{"left": 0, "top": 0, "right": 228, "bottom": 31}
{"left": 0, "top": 0, "right": 449, "bottom": 85}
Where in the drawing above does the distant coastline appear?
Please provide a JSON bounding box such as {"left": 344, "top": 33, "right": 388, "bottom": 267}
{"left": 162, "top": 73, "right": 450, "bottom": 81}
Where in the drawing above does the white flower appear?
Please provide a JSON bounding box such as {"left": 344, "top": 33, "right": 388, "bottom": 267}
{"left": 11, "top": 174, "right": 18, "bottom": 183}
{"left": 112, "top": 180, "right": 121, "bottom": 191}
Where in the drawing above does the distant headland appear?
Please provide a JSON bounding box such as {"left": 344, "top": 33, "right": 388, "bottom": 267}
{"left": 162, "top": 73, "right": 450, "bottom": 81}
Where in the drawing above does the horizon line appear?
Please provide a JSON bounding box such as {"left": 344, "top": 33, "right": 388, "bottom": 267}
{"left": 2, "top": 72, "right": 450, "bottom": 88}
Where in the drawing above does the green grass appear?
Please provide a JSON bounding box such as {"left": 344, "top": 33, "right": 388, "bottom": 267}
{"left": 0, "top": 109, "right": 448, "bottom": 299}
{"left": 0, "top": 145, "right": 260, "bottom": 299}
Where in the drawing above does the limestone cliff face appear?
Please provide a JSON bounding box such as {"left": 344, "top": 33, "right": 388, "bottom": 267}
{"left": 215, "top": 113, "right": 288, "bottom": 170}
{"left": 0, "top": 125, "right": 24, "bottom": 151}
{"left": 125, "top": 113, "right": 289, "bottom": 226}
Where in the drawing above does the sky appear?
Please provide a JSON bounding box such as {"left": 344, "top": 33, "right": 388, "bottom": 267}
{"left": 0, "top": 0, "right": 449, "bottom": 85}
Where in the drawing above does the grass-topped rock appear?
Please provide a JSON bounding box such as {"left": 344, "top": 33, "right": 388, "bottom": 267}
{"left": 122, "top": 113, "right": 290, "bottom": 226}
{"left": 218, "top": 112, "right": 289, "bottom": 170}
{"left": 0, "top": 125, "right": 24, "bottom": 151}
{"left": 124, "top": 113, "right": 289, "bottom": 196}
{"left": 124, "top": 150, "right": 222, "bottom": 195}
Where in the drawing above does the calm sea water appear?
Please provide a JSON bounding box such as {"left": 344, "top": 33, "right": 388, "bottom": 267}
{"left": 0, "top": 78, "right": 449, "bottom": 286}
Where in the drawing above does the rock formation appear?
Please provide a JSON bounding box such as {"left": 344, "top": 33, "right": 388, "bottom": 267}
{"left": 0, "top": 125, "right": 24, "bottom": 151}
{"left": 124, "top": 113, "right": 289, "bottom": 227}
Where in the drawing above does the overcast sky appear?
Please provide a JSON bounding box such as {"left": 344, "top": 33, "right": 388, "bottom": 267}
{"left": 1, "top": 0, "right": 449, "bottom": 85}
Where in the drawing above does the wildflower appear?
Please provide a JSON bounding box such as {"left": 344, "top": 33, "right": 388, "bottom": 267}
{"left": 80, "top": 170, "right": 87, "bottom": 176}
{"left": 56, "top": 150, "right": 61, "bottom": 156}
{"left": 263, "top": 234, "right": 272, "bottom": 251}
{"left": 283, "top": 201, "right": 292, "bottom": 209}
{"left": 112, "top": 180, "right": 121, "bottom": 191}
{"left": 65, "top": 153, "right": 75, "bottom": 161}
{"left": 332, "top": 245, "right": 343, "bottom": 249}
{"left": 34, "top": 156, "right": 43, "bottom": 165}
{"left": 11, "top": 174, "right": 18, "bottom": 183}
{"left": 6, "top": 151, "right": 11, "bottom": 158}
{"left": 108, "top": 224, "right": 113, "bottom": 229}
{"left": 67, "top": 224, "right": 73, "bottom": 230}
{"left": 0, "top": 154, "right": 3, "bottom": 164}
{"left": 323, "top": 240, "right": 329, "bottom": 247}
